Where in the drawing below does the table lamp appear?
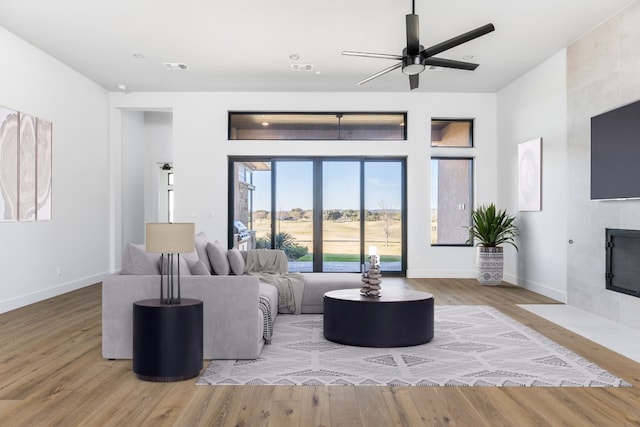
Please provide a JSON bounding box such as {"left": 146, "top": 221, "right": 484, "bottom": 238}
{"left": 146, "top": 223, "right": 195, "bottom": 304}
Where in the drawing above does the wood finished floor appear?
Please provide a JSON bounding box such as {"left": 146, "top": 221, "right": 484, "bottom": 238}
{"left": 0, "top": 278, "right": 639, "bottom": 426}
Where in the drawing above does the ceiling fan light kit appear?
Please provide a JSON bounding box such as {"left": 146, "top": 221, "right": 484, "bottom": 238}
{"left": 343, "top": 0, "right": 495, "bottom": 90}
{"left": 401, "top": 55, "right": 425, "bottom": 75}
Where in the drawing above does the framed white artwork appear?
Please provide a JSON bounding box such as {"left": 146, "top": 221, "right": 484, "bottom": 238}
{"left": 518, "top": 138, "right": 542, "bottom": 211}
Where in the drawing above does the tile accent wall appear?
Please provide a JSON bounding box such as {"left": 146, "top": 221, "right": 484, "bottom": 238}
{"left": 566, "top": 1, "right": 640, "bottom": 329}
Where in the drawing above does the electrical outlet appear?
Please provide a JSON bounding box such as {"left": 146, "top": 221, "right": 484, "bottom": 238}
{"left": 56, "top": 267, "right": 62, "bottom": 276}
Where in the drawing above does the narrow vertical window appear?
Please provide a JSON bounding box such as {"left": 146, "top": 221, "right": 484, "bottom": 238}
{"left": 431, "top": 158, "right": 473, "bottom": 245}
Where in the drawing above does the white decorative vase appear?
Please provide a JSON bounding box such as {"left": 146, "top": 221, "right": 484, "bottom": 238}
{"left": 476, "top": 246, "right": 504, "bottom": 285}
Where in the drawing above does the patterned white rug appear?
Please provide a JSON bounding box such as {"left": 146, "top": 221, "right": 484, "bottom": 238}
{"left": 197, "top": 305, "right": 632, "bottom": 387}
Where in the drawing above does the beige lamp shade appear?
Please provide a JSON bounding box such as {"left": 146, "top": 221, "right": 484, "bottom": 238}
{"left": 145, "top": 223, "right": 195, "bottom": 253}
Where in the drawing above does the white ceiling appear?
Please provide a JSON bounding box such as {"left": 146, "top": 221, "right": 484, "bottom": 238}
{"left": 0, "top": 0, "right": 635, "bottom": 93}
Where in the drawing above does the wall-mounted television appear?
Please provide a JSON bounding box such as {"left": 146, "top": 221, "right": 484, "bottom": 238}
{"left": 591, "top": 100, "right": 640, "bottom": 200}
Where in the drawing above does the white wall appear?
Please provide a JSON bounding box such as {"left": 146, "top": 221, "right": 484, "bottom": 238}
{"left": 0, "top": 26, "right": 109, "bottom": 313}
{"left": 497, "top": 50, "right": 569, "bottom": 302}
{"left": 110, "top": 91, "right": 497, "bottom": 277}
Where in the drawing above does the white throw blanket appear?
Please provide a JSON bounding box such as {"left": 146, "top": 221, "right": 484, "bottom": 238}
{"left": 245, "top": 249, "right": 305, "bottom": 314}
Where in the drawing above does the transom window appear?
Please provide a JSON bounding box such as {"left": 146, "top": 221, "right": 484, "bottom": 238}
{"left": 431, "top": 118, "right": 473, "bottom": 147}
{"left": 229, "top": 112, "right": 407, "bottom": 140}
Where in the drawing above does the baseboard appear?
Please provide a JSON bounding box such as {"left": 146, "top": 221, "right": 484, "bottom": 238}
{"left": 0, "top": 272, "right": 109, "bottom": 314}
{"left": 406, "top": 269, "right": 476, "bottom": 279}
{"left": 503, "top": 273, "right": 567, "bottom": 303}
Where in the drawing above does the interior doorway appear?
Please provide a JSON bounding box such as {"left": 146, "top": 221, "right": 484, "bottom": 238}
{"left": 157, "top": 162, "right": 174, "bottom": 223}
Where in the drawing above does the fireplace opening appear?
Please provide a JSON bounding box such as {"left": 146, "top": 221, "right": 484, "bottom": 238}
{"left": 606, "top": 228, "right": 640, "bottom": 297}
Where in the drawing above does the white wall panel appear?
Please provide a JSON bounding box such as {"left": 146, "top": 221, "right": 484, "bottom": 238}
{"left": 0, "top": 26, "right": 109, "bottom": 312}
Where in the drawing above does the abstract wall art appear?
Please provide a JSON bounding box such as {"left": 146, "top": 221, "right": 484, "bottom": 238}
{"left": 518, "top": 137, "right": 542, "bottom": 211}
{"left": 0, "top": 106, "right": 19, "bottom": 222}
{"left": 36, "top": 118, "right": 52, "bottom": 220}
{"left": 19, "top": 112, "right": 37, "bottom": 221}
{"left": 0, "top": 105, "right": 52, "bottom": 223}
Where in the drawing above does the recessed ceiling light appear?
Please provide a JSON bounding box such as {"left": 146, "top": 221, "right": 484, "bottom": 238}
{"left": 163, "top": 62, "right": 189, "bottom": 70}
{"left": 117, "top": 84, "right": 128, "bottom": 92}
{"left": 462, "top": 55, "right": 474, "bottom": 60}
{"left": 289, "top": 54, "right": 300, "bottom": 60}
{"left": 261, "top": 122, "right": 269, "bottom": 127}
{"left": 133, "top": 53, "right": 145, "bottom": 59}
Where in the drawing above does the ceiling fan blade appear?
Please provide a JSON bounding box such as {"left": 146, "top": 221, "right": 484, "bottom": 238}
{"left": 421, "top": 23, "right": 495, "bottom": 58}
{"left": 406, "top": 14, "right": 420, "bottom": 55}
{"left": 409, "top": 74, "right": 419, "bottom": 90}
{"left": 356, "top": 62, "right": 403, "bottom": 85}
{"left": 342, "top": 51, "right": 403, "bottom": 60}
{"left": 424, "top": 57, "right": 479, "bottom": 71}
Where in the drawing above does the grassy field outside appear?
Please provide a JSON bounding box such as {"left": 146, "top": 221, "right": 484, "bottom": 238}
{"left": 252, "top": 218, "right": 402, "bottom": 261}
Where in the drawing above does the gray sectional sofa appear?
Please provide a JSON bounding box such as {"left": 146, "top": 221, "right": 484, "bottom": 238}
{"left": 102, "top": 233, "right": 360, "bottom": 360}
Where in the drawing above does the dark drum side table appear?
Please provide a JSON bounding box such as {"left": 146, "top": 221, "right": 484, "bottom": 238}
{"left": 133, "top": 299, "right": 203, "bottom": 382}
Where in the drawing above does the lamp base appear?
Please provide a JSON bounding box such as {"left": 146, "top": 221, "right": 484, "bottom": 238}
{"left": 159, "top": 253, "right": 182, "bottom": 304}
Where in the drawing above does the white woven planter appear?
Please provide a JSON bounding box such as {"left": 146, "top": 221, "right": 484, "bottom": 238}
{"left": 476, "top": 246, "right": 504, "bottom": 285}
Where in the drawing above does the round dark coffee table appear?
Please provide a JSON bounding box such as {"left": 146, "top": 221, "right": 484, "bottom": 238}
{"left": 323, "top": 288, "right": 434, "bottom": 347}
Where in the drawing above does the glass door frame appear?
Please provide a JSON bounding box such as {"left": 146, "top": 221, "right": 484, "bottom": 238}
{"left": 228, "top": 156, "right": 407, "bottom": 276}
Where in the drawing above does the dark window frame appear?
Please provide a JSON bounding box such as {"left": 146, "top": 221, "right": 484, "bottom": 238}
{"left": 430, "top": 156, "right": 474, "bottom": 247}
{"left": 228, "top": 111, "right": 408, "bottom": 141}
{"left": 430, "top": 118, "right": 474, "bottom": 148}
{"left": 228, "top": 156, "right": 407, "bottom": 276}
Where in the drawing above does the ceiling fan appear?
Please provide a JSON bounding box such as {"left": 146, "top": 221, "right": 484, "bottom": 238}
{"left": 343, "top": 0, "right": 495, "bottom": 90}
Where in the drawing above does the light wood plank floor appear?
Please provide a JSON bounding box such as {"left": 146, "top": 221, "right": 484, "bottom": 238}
{"left": 0, "top": 278, "right": 639, "bottom": 426}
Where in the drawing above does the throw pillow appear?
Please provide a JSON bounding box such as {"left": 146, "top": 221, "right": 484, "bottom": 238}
{"left": 206, "top": 241, "right": 230, "bottom": 275}
{"left": 181, "top": 250, "right": 199, "bottom": 264}
{"left": 187, "top": 259, "right": 210, "bottom": 275}
{"left": 228, "top": 248, "right": 245, "bottom": 275}
{"left": 121, "top": 244, "right": 161, "bottom": 275}
{"left": 160, "top": 254, "right": 192, "bottom": 276}
{"left": 194, "top": 231, "right": 213, "bottom": 274}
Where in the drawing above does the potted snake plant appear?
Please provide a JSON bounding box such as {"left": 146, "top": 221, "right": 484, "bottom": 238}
{"left": 466, "top": 203, "right": 518, "bottom": 285}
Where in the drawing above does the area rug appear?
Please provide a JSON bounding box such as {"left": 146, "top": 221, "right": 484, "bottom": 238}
{"left": 197, "top": 305, "right": 632, "bottom": 387}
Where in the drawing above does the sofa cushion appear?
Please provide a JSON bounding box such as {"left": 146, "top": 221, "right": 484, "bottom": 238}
{"left": 207, "top": 241, "right": 230, "bottom": 275}
{"left": 121, "top": 244, "right": 161, "bottom": 275}
{"left": 228, "top": 249, "right": 245, "bottom": 275}
{"left": 300, "top": 272, "right": 362, "bottom": 314}
{"left": 194, "top": 232, "right": 213, "bottom": 274}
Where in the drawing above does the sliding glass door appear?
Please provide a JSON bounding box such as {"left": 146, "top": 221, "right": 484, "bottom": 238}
{"left": 364, "top": 161, "right": 403, "bottom": 272}
{"left": 274, "top": 161, "right": 313, "bottom": 272}
{"left": 230, "top": 157, "right": 406, "bottom": 275}
{"left": 322, "top": 161, "right": 361, "bottom": 272}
